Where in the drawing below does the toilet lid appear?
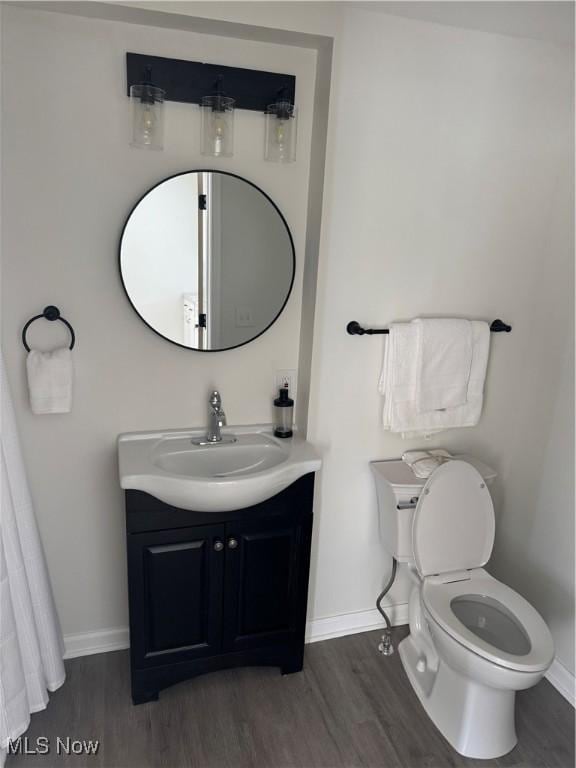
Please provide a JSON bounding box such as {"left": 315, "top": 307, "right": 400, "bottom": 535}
{"left": 413, "top": 460, "right": 495, "bottom": 577}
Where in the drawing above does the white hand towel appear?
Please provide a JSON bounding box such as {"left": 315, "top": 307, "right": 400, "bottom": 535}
{"left": 414, "top": 318, "right": 473, "bottom": 413}
{"left": 26, "top": 348, "right": 73, "bottom": 414}
{"left": 402, "top": 449, "right": 452, "bottom": 478}
{"left": 379, "top": 320, "right": 490, "bottom": 436}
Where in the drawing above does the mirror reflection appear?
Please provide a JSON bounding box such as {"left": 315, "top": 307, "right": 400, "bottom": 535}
{"left": 119, "top": 171, "right": 295, "bottom": 350}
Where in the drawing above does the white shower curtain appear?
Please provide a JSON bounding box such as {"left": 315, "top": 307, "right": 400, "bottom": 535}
{"left": 0, "top": 352, "right": 65, "bottom": 765}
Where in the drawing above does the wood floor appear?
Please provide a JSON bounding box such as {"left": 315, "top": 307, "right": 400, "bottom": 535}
{"left": 8, "top": 627, "right": 574, "bottom": 768}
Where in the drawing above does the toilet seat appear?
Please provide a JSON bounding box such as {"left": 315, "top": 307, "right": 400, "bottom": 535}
{"left": 422, "top": 571, "right": 555, "bottom": 673}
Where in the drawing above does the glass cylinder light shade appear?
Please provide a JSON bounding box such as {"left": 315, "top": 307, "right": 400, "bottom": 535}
{"left": 200, "top": 95, "right": 235, "bottom": 158}
{"left": 130, "top": 83, "right": 165, "bottom": 150}
{"left": 264, "top": 101, "right": 297, "bottom": 163}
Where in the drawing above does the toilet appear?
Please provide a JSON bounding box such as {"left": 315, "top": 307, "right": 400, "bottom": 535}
{"left": 372, "top": 457, "right": 554, "bottom": 760}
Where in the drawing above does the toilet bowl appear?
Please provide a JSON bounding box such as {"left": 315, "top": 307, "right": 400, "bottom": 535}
{"left": 372, "top": 457, "right": 554, "bottom": 759}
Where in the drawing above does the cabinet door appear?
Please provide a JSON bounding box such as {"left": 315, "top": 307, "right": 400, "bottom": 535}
{"left": 223, "top": 513, "right": 312, "bottom": 652}
{"left": 128, "top": 524, "right": 224, "bottom": 668}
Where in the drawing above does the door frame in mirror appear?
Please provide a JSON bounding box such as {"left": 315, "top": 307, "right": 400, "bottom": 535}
{"left": 118, "top": 169, "right": 296, "bottom": 352}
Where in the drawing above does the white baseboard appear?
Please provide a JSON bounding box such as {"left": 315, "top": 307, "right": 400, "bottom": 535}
{"left": 545, "top": 658, "right": 575, "bottom": 707}
{"left": 63, "top": 604, "right": 409, "bottom": 659}
{"left": 64, "top": 627, "right": 129, "bottom": 659}
{"left": 305, "top": 603, "right": 409, "bottom": 644}
{"left": 64, "top": 609, "right": 573, "bottom": 710}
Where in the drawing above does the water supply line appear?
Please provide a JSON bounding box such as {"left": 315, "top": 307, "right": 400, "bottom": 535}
{"left": 376, "top": 557, "right": 398, "bottom": 656}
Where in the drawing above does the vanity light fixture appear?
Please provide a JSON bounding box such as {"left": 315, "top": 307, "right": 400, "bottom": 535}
{"left": 126, "top": 54, "right": 296, "bottom": 159}
{"left": 129, "top": 66, "right": 165, "bottom": 150}
{"left": 264, "top": 87, "right": 297, "bottom": 163}
{"left": 200, "top": 76, "right": 235, "bottom": 158}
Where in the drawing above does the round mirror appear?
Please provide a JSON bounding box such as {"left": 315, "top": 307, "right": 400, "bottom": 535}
{"left": 119, "top": 171, "right": 295, "bottom": 351}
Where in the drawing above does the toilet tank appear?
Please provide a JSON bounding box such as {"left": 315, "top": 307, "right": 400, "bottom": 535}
{"left": 371, "top": 455, "right": 497, "bottom": 562}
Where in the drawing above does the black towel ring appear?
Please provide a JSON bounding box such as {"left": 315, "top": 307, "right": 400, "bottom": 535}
{"left": 22, "top": 305, "right": 76, "bottom": 352}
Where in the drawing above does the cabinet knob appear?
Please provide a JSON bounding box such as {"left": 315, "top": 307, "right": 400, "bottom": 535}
{"left": 227, "top": 537, "right": 239, "bottom": 550}
{"left": 213, "top": 539, "right": 224, "bottom": 552}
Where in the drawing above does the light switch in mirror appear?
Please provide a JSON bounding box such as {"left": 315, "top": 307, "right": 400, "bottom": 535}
{"left": 119, "top": 171, "right": 295, "bottom": 351}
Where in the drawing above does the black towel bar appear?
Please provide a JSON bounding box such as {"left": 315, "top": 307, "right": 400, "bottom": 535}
{"left": 346, "top": 319, "right": 512, "bottom": 336}
{"left": 22, "top": 305, "right": 76, "bottom": 352}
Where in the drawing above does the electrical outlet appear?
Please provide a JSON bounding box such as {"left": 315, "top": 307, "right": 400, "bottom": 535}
{"left": 274, "top": 369, "right": 297, "bottom": 398}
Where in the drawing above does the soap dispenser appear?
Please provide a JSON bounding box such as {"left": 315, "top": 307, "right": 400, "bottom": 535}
{"left": 273, "top": 386, "right": 294, "bottom": 438}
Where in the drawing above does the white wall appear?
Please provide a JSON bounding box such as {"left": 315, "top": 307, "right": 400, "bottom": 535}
{"left": 1, "top": 5, "right": 316, "bottom": 638}
{"left": 511, "top": 334, "right": 575, "bottom": 675}
{"left": 305, "top": 6, "right": 574, "bottom": 675}
{"left": 491, "top": 145, "right": 575, "bottom": 676}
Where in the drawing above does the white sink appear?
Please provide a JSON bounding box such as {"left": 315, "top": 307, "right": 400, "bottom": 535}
{"left": 118, "top": 425, "right": 321, "bottom": 512}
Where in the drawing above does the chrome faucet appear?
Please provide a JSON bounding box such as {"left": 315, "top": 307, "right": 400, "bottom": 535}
{"left": 191, "top": 391, "right": 236, "bottom": 446}
{"left": 207, "top": 390, "right": 226, "bottom": 443}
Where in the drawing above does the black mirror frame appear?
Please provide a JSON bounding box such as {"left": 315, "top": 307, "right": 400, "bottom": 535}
{"left": 118, "top": 169, "right": 296, "bottom": 352}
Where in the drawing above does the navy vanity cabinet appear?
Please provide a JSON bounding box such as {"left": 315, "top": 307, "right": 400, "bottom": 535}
{"left": 125, "top": 473, "right": 314, "bottom": 705}
{"left": 223, "top": 512, "right": 312, "bottom": 656}
{"left": 127, "top": 524, "right": 225, "bottom": 669}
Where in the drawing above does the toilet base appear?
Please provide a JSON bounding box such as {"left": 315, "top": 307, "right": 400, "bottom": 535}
{"left": 399, "top": 635, "right": 517, "bottom": 759}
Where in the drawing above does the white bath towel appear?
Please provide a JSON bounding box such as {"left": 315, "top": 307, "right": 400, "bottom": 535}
{"left": 26, "top": 348, "right": 73, "bottom": 415}
{"left": 414, "top": 318, "right": 473, "bottom": 413}
{"left": 379, "top": 320, "right": 490, "bottom": 436}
